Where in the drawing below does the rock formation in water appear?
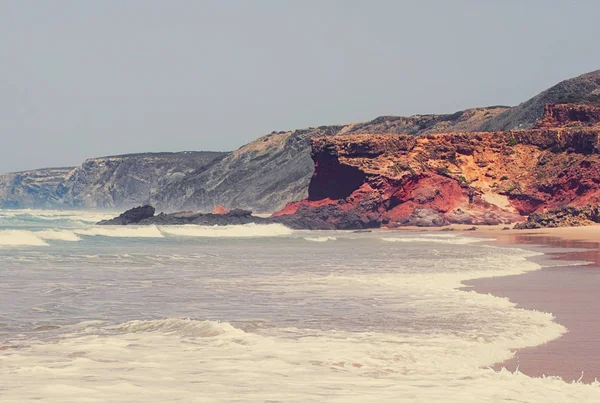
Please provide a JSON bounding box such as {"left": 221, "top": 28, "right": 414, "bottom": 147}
{"left": 97, "top": 204, "right": 339, "bottom": 229}
{"left": 98, "top": 206, "right": 271, "bottom": 227}
{"left": 97, "top": 205, "right": 156, "bottom": 225}
{"left": 274, "top": 103, "right": 600, "bottom": 228}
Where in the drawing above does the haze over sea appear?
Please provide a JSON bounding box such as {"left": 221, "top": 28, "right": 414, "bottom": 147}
{"left": 1, "top": 210, "right": 599, "bottom": 402}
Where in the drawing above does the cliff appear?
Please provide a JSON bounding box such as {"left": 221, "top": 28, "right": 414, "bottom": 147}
{"left": 120, "top": 70, "right": 600, "bottom": 214}
{"left": 149, "top": 107, "right": 508, "bottom": 213}
{"left": 274, "top": 104, "right": 600, "bottom": 228}
{"left": 0, "top": 167, "right": 74, "bottom": 209}
{"left": 0, "top": 152, "right": 225, "bottom": 209}
{"left": 62, "top": 151, "right": 225, "bottom": 208}
{"left": 4, "top": 70, "right": 600, "bottom": 214}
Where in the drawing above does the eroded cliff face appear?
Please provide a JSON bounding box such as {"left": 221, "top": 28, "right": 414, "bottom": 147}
{"left": 63, "top": 152, "right": 225, "bottom": 208}
{"left": 149, "top": 107, "right": 508, "bottom": 213}
{"left": 0, "top": 167, "right": 74, "bottom": 208}
{"left": 275, "top": 104, "right": 600, "bottom": 228}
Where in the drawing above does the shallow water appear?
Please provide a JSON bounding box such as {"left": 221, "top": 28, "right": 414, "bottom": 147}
{"left": 0, "top": 210, "right": 598, "bottom": 402}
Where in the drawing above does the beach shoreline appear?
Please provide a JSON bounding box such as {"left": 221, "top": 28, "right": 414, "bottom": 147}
{"left": 406, "top": 224, "right": 600, "bottom": 383}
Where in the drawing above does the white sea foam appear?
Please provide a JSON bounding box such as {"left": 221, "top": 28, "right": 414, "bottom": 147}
{"left": 35, "top": 230, "right": 82, "bottom": 242}
{"left": 2, "top": 220, "right": 600, "bottom": 401}
{"left": 304, "top": 236, "right": 337, "bottom": 242}
{"left": 0, "top": 229, "right": 85, "bottom": 247}
{"left": 381, "top": 236, "right": 490, "bottom": 245}
{"left": 0, "top": 314, "right": 597, "bottom": 402}
{"left": 0, "top": 230, "right": 49, "bottom": 246}
{"left": 0, "top": 209, "right": 117, "bottom": 224}
{"left": 74, "top": 226, "right": 165, "bottom": 238}
{"left": 158, "top": 223, "right": 293, "bottom": 238}
{"left": 110, "top": 318, "right": 242, "bottom": 338}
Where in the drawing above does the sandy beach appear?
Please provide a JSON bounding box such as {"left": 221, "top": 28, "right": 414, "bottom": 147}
{"left": 451, "top": 225, "right": 600, "bottom": 383}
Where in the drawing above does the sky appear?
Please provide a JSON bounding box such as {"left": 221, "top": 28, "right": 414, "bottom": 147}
{"left": 2, "top": 0, "right": 600, "bottom": 173}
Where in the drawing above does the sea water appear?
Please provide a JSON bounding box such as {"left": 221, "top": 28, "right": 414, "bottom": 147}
{"left": 0, "top": 209, "right": 598, "bottom": 402}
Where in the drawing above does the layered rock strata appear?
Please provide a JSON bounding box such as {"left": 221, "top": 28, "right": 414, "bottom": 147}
{"left": 275, "top": 104, "right": 600, "bottom": 228}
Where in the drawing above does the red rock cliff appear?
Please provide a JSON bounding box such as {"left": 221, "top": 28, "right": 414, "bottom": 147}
{"left": 274, "top": 104, "right": 600, "bottom": 228}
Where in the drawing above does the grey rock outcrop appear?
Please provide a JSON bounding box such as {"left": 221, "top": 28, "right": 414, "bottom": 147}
{"left": 0, "top": 167, "right": 74, "bottom": 209}
{"left": 0, "top": 152, "right": 225, "bottom": 209}
{"left": 97, "top": 205, "right": 156, "bottom": 225}
{"left": 98, "top": 205, "right": 348, "bottom": 230}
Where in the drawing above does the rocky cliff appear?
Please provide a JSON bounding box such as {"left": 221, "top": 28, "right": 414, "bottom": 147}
{"left": 274, "top": 104, "right": 600, "bottom": 228}
{"left": 62, "top": 152, "right": 225, "bottom": 208}
{"left": 4, "top": 70, "right": 600, "bottom": 214}
{"left": 0, "top": 152, "right": 225, "bottom": 209}
{"left": 149, "top": 107, "right": 508, "bottom": 213}
{"left": 0, "top": 167, "right": 74, "bottom": 209}
{"left": 149, "top": 70, "right": 599, "bottom": 214}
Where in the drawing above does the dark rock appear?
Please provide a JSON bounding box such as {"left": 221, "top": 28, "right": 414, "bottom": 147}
{"left": 273, "top": 204, "right": 381, "bottom": 230}
{"left": 98, "top": 205, "right": 155, "bottom": 225}
{"left": 400, "top": 208, "right": 448, "bottom": 227}
{"left": 514, "top": 205, "right": 600, "bottom": 229}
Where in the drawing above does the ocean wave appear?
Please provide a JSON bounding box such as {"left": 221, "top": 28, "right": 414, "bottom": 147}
{"left": 304, "top": 236, "right": 337, "bottom": 242}
{"left": 0, "top": 229, "right": 86, "bottom": 247}
{"left": 0, "top": 230, "right": 50, "bottom": 247}
{"left": 381, "top": 236, "right": 489, "bottom": 245}
{"left": 74, "top": 226, "right": 165, "bottom": 238}
{"left": 0, "top": 209, "right": 116, "bottom": 224}
{"left": 158, "top": 223, "right": 293, "bottom": 238}
{"left": 35, "top": 230, "right": 82, "bottom": 242}
{"left": 111, "top": 318, "right": 242, "bottom": 338}
{"left": 0, "top": 222, "right": 293, "bottom": 244}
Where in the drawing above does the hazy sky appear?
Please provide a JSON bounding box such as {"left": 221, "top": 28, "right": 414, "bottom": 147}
{"left": 2, "top": 0, "right": 600, "bottom": 172}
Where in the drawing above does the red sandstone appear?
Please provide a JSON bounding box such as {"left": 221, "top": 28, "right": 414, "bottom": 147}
{"left": 275, "top": 104, "right": 600, "bottom": 227}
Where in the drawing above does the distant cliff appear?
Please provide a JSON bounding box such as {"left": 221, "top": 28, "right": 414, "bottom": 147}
{"left": 274, "top": 104, "right": 600, "bottom": 228}
{"left": 0, "top": 152, "right": 225, "bottom": 209}
{"left": 0, "top": 167, "right": 74, "bottom": 209}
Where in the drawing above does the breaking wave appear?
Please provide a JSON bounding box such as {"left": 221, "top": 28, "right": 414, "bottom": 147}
{"left": 110, "top": 318, "right": 242, "bottom": 338}
{"left": 35, "top": 230, "right": 82, "bottom": 242}
{"left": 74, "top": 226, "right": 165, "bottom": 238}
{"left": 0, "top": 229, "right": 84, "bottom": 246}
{"left": 0, "top": 209, "right": 117, "bottom": 225}
{"left": 381, "top": 236, "right": 489, "bottom": 245}
{"left": 304, "top": 236, "right": 337, "bottom": 242}
{"left": 158, "top": 223, "right": 293, "bottom": 238}
{"left": 0, "top": 222, "right": 294, "bottom": 246}
{"left": 0, "top": 230, "right": 50, "bottom": 246}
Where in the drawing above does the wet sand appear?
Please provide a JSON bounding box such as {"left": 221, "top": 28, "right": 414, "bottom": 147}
{"left": 463, "top": 229, "right": 600, "bottom": 383}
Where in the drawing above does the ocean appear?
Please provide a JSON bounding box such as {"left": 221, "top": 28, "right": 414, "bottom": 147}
{"left": 0, "top": 209, "right": 599, "bottom": 402}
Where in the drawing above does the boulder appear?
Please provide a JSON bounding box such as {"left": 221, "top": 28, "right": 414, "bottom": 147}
{"left": 97, "top": 205, "right": 155, "bottom": 225}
